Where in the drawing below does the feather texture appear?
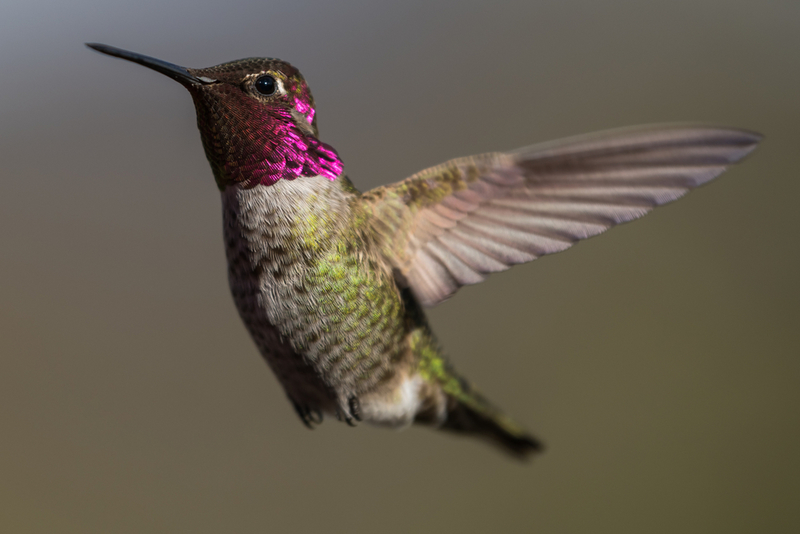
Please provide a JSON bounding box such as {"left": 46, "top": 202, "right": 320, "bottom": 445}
{"left": 364, "top": 125, "right": 761, "bottom": 306}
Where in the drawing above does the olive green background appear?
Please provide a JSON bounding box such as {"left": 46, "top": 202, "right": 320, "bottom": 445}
{"left": 1, "top": 1, "right": 798, "bottom": 532}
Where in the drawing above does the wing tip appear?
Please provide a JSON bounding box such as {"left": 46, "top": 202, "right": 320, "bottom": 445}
{"left": 513, "top": 123, "right": 764, "bottom": 161}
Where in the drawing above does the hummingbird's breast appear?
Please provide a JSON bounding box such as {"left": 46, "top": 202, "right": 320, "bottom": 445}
{"left": 220, "top": 176, "right": 413, "bottom": 415}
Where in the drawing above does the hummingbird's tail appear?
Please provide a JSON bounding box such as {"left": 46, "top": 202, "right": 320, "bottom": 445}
{"left": 438, "top": 393, "right": 543, "bottom": 459}
{"left": 411, "top": 327, "right": 541, "bottom": 458}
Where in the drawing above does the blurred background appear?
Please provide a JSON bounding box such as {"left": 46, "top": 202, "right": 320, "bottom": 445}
{"left": 1, "top": 1, "right": 798, "bottom": 532}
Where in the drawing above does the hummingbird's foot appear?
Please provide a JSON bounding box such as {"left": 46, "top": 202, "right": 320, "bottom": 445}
{"left": 292, "top": 401, "right": 322, "bottom": 429}
{"left": 336, "top": 398, "right": 361, "bottom": 427}
{"left": 336, "top": 409, "right": 357, "bottom": 426}
{"left": 348, "top": 396, "right": 362, "bottom": 422}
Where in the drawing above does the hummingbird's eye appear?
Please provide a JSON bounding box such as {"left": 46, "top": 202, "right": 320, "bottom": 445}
{"left": 254, "top": 75, "right": 277, "bottom": 96}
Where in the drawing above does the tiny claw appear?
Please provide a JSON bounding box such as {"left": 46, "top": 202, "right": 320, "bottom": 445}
{"left": 336, "top": 406, "right": 357, "bottom": 427}
{"left": 291, "top": 401, "right": 316, "bottom": 429}
{"left": 348, "top": 396, "right": 362, "bottom": 422}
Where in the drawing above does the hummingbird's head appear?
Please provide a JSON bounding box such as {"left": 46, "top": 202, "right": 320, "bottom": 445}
{"left": 87, "top": 44, "right": 343, "bottom": 189}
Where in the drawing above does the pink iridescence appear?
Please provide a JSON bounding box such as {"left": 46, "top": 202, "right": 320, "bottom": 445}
{"left": 196, "top": 83, "right": 343, "bottom": 188}
{"left": 225, "top": 110, "right": 344, "bottom": 187}
{"left": 287, "top": 75, "right": 316, "bottom": 126}
{"left": 293, "top": 96, "right": 316, "bottom": 125}
{"left": 240, "top": 79, "right": 342, "bottom": 186}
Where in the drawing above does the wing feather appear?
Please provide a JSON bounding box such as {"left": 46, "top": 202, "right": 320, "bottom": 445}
{"left": 363, "top": 125, "right": 761, "bottom": 306}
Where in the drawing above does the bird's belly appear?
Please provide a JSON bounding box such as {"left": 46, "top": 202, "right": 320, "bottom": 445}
{"left": 220, "top": 179, "right": 418, "bottom": 422}
{"left": 229, "top": 282, "right": 338, "bottom": 411}
{"left": 227, "top": 249, "right": 409, "bottom": 407}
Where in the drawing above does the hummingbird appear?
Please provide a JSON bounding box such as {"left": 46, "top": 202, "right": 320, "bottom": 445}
{"left": 87, "top": 43, "right": 760, "bottom": 459}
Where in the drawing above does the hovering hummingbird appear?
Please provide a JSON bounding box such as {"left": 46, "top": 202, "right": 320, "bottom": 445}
{"left": 87, "top": 43, "right": 760, "bottom": 459}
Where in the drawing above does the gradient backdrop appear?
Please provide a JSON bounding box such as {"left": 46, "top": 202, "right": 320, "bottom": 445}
{"left": 1, "top": 1, "right": 798, "bottom": 533}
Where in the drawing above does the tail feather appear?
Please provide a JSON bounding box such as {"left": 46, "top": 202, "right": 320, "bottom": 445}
{"left": 439, "top": 394, "right": 543, "bottom": 459}
{"left": 411, "top": 326, "right": 541, "bottom": 458}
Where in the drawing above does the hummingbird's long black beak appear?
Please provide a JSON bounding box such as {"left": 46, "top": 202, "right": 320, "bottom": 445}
{"left": 85, "top": 43, "right": 216, "bottom": 86}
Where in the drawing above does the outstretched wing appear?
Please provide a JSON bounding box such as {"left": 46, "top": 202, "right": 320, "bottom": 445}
{"left": 363, "top": 125, "right": 761, "bottom": 307}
